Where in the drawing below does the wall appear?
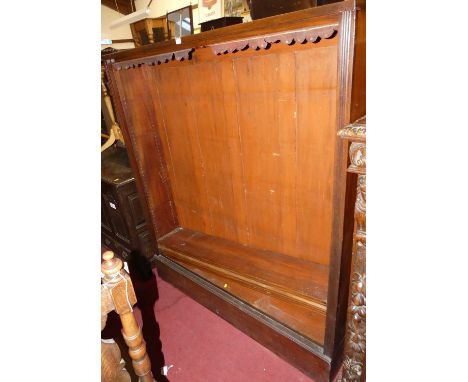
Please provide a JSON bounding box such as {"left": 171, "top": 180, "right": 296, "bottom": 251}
{"left": 101, "top": 5, "right": 135, "bottom": 50}
{"left": 135, "top": 0, "right": 201, "bottom": 33}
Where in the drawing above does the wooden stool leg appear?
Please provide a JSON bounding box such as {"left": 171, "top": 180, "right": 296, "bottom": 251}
{"left": 102, "top": 251, "right": 155, "bottom": 382}
{"left": 121, "top": 312, "right": 153, "bottom": 382}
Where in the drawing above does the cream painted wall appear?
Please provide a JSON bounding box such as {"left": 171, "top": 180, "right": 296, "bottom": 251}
{"left": 135, "top": 0, "right": 201, "bottom": 33}
{"left": 101, "top": 5, "right": 135, "bottom": 50}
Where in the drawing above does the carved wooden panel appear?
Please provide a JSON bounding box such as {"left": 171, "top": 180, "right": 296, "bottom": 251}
{"left": 338, "top": 116, "right": 366, "bottom": 381}
{"left": 102, "top": 191, "right": 131, "bottom": 245}
{"left": 127, "top": 192, "right": 145, "bottom": 229}
{"left": 101, "top": 146, "right": 157, "bottom": 260}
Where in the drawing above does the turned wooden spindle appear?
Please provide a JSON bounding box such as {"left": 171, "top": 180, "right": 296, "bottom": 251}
{"left": 101, "top": 251, "right": 154, "bottom": 382}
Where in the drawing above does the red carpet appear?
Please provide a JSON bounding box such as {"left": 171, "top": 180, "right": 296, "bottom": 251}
{"left": 133, "top": 269, "right": 315, "bottom": 382}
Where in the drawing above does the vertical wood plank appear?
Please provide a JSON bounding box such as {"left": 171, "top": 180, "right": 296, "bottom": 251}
{"left": 234, "top": 52, "right": 298, "bottom": 257}
{"left": 295, "top": 44, "right": 338, "bottom": 264}
{"left": 185, "top": 60, "right": 250, "bottom": 244}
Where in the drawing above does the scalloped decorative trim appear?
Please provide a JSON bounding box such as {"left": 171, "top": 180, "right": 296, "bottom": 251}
{"left": 114, "top": 48, "right": 193, "bottom": 70}
{"left": 209, "top": 24, "right": 338, "bottom": 55}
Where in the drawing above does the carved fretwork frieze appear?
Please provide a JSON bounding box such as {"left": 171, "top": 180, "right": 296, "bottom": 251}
{"left": 113, "top": 48, "right": 193, "bottom": 70}
{"left": 209, "top": 24, "right": 338, "bottom": 55}
{"left": 111, "top": 24, "right": 338, "bottom": 68}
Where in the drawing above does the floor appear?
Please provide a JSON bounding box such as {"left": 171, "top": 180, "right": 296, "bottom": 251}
{"left": 102, "top": 248, "right": 340, "bottom": 382}
{"left": 137, "top": 269, "right": 315, "bottom": 382}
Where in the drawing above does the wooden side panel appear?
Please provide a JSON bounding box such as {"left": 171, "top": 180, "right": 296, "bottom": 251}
{"left": 114, "top": 68, "right": 178, "bottom": 238}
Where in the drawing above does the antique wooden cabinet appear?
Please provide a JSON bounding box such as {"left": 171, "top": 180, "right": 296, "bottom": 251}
{"left": 248, "top": 0, "right": 317, "bottom": 20}
{"left": 103, "top": 1, "right": 365, "bottom": 380}
{"left": 101, "top": 146, "right": 156, "bottom": 261}
{"left": 130, "top": 17, "right": 172, "bottom": 47}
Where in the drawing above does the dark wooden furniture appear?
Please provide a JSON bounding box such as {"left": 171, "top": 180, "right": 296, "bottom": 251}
{"left": 130, "top": 17, "right": 172, "bottom": 47}
{"left": 103, "top": 1, "right": 365, "bottom": 380}
{"left": 101, "top": 146, "right": 156, "bottom": 261}
{"left": 338, "top": 116, "right": 366, "bottom": 382}
{"left": 248, "top": 0, "right": 317, "bottom": 20}
{"left": 102, "top": 0, "right": 136, "bottom": 15}
{"left": 199, "top": 16, "right": 243, "bottom": 32}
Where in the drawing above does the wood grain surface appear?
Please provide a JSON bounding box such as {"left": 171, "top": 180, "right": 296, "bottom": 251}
{"left": 118, "top": 39, "right": 339, "bottom": 266}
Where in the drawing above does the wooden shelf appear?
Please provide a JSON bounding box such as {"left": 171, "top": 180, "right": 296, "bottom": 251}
{"left": 158, "top": 227, "right": 329, "bottom": 344}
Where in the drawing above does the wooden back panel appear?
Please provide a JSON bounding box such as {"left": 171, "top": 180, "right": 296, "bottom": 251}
{"left": 116, "top": 39, "right": 338, "bottom": 266}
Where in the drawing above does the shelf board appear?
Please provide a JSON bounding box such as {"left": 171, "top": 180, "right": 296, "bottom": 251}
{"left": 158, "top": 228, "right": 329, "bottom": 313}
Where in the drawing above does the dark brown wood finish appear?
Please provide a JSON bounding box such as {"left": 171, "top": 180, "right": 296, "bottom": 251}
{"left": 349, "top": 3, "right": 365, "bottom": 123}
{"left": 102, "top": 0, "right": 136, "bottom": 15}
{"left": 199, "top": 16, "right": 244, "bottom": 32}
{"left": 111, "top": 38, "right": 135, "bottom": 44}
{"left": 101, "top": 146, "right": 156, "bottom": 260}
{"left": 322, "top": 0, "right": 365, "bottom": 359}
{"left": 248, "top": 0, "right": 317, "bottom": 20}
{"left": 104, "top": 2, "right": 365, "bottom": 380}
{"left": 324, "top": 5, "right": 356, "bottom": 357}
